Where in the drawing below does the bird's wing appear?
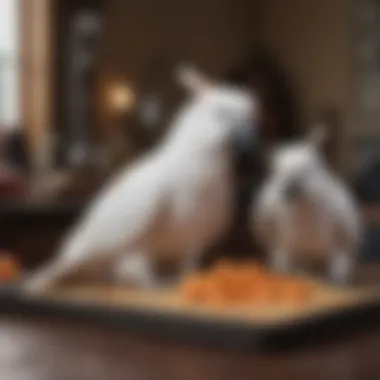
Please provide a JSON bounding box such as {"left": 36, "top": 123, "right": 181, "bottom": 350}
{"left": 61, "top": 156, "right": 168, "bottom": 259}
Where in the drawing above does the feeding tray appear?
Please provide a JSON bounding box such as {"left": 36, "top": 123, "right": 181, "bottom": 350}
{"left": 1, "top": 264, "right": 380, "bottom": 351}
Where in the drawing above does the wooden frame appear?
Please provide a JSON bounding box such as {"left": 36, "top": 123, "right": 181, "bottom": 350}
{"left": 20, "top": 0, "right": 54, "bottom": 172}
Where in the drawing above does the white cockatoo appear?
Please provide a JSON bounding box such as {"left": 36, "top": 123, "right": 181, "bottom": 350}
{"left": 251, "top": 126, "right": 361, "bottom": 284}
{"left": 25, "top": 66, "right": 258, "bottom": 292}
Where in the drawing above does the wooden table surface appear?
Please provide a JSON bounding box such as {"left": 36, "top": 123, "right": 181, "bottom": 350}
{"left": 1, "top": 271, "right": 380, "bottom": 380}
{"left": 0, "top": 307, "right": 380, "bottom": 380}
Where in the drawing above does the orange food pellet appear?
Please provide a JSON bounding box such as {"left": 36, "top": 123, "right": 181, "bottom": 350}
{"left": 180, "top": 259, "right": 315, "bottom": 307}
{"left": 0, "top": 253, "right": 21, "bottom": 283}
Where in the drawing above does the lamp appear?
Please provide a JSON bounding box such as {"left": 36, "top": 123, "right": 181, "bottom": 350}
{"left": 105, "top": 82, "right": 136, "bottom": 168}
{"left": 107, "top": 83, "right": 135, "bottom": 115}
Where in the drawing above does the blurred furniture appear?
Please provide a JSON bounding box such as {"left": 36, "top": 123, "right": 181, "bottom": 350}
{"left": 355, "top": 0, "right": 380, "bottom": 136}
{"left": 361, "top": 206, "right": 380, "bottom": 262}
{"left": 354, "top": 157, "right": 380, "bottom": 262}
{"left": 3, "top": 129, "right": 30, "bottom": 169}
{"left": 354, "top": 157, "right": 380, "bottom": 204}
{"left": 354, "top": 1, "right": 380, "bottom": 262}
{"left": 0, "top": 167, "right": 104, "bottom": 269}
{"left": 0, "top": 167, "right": 27, "bottom": 199}
{"left": 53, "top": 0, "right": 105, "bottom": 168}
{"left": 0, "top": 202, "right": 79, "bottom": 269}
{"left": 20, "top": 0, "right": 53, "bottom": 173}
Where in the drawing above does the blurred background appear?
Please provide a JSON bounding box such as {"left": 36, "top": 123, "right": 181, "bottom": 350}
{"left": 0, "top": 0, "right": 379, "bottom": 270}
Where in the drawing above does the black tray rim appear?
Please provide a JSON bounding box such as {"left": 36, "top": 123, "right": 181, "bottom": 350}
{"left": 2, "top": 286, "right": 380, "bottom": 352}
